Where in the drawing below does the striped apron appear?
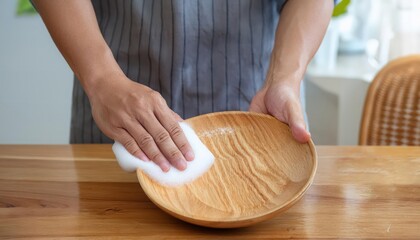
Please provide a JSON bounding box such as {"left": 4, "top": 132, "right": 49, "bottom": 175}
{"left": 70, "top": 0, "right": 306, "bottom": 143}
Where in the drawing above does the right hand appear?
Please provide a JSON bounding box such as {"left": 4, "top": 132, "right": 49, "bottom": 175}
{"left": 88, "top": 74, "right": 194, "bottom": 172}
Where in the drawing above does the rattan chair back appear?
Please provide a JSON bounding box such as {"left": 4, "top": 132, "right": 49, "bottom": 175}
{"left": 359, "top": 55, "right": 420, "bottom": 145}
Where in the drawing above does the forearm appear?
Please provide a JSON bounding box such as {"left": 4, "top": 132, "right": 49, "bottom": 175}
{"left": 33, "top": 1, "right": 197, "bottom": 170}
{"left": 32, "top": 0, "right": 123, "bottom": 97}
{"left": 266, "top": 0, "right": 333, "bottom": 87}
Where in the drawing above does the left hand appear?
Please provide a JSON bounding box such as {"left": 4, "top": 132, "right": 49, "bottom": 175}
{"left": 249, "top": 81, "right": 311, "bottom": 143}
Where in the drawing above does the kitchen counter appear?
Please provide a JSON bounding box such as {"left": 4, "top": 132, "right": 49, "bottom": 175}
{"left": 1, "top": 145, "right": 419, "bottom": 239}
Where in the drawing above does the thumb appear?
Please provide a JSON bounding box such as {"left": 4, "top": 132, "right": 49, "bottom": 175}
{"left": 290, "top": 120, "right": 311, "bottom": 144}
{"left": 272, "top": 98, "right": 311, "bottom": 144}
{"left": 287, "top": 101, "right": 311, "bottom": 143}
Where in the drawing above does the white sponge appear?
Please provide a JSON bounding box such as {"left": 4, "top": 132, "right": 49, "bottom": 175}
{"left": 112, "top": 122, "right": 215, "bottom": 187}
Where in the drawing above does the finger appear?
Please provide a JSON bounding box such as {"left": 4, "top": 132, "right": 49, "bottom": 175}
{"left": 281, "top": 100, "right": 311, "bottom": 144}
{"left": 112, "top": 128, "right": 149, "bottom": 161}
{"left": 171, "top": 111, "right": 183, "bottom": 122}
{"left": 139, "top": 115, "right": 188, "bottom": 171}
{"left": 290, "top": 122, "right": 311, "bottom": 144}
{"left": 156, "top": 109, "right": 195, "bottom": 162}
{"left": 123, "top": 121, "right": 172, "bottom": 172}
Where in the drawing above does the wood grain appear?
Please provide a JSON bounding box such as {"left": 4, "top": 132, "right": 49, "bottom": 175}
{"left": 0, "top": 145, "right": 419, "bottom": 238}
{"left": 137, "top": 112, "right": 317, "bottom": 228}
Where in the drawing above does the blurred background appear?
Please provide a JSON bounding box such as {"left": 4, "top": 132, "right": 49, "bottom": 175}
{"left": 0, "top": 0, "right": 419, "bottom": 145}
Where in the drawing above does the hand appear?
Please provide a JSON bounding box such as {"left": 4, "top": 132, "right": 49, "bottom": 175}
{"left": 249, "top": 82, "right": 311, "bottom": 143}
{"left": 88, "top": 74, "right": 194, "bottom": 172}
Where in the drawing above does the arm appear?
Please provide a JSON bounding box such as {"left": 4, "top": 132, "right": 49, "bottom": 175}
{"left": 250, "top": 0, "right": 333, "bottom": 143}
{"left": 33, "top": 0, "right": 194, "bottom": 171}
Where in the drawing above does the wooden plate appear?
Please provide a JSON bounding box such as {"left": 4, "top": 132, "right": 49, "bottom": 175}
{"left": 137, "top": 111, "right": 317, "bottom": 228}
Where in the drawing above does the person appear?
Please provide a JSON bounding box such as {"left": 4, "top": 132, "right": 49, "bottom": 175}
{"left": 33, "top": 0, "right": 333, "bottom": 172}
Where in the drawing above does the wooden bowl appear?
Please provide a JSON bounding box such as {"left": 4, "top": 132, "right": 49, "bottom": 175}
{"left": 137, "top": 111, "right": 317, "bottom": 228}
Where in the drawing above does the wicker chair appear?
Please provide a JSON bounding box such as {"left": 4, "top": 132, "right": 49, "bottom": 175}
{"left": 359, "top": 55, "right": 420, "bottom": 146}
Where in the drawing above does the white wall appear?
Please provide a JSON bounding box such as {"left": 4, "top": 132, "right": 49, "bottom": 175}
{"left": 305, "top": 80, "right": 339, "bottom": 145}
{"left": 0, "top": 1, "right": 73, "bottom": 144}
{"left": 305, "top": 73, "right": 371, "bottom": 146}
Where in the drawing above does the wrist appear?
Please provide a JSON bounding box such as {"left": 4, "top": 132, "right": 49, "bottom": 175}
{"left": 82, "top": 70, "right": 127, "bottom": 100}
{"left": 72, "top": 45, "right": 124, "bottom": 98}
{"left": 264, "top": 69, "right": 302, "bottom": 94}
{"left": 265, "top": 62, "right": 305, "bottom": 87}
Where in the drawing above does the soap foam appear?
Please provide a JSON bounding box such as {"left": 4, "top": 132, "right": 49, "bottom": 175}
{"left": 112, "top": 122, "right": 215, "bottom": 187}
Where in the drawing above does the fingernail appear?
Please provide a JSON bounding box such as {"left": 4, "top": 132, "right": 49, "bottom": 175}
{"left": 161, "top": 162, "right": 171, "bottom": 172}
{"left": 185, "top": 150, "right": 195, "bottom": 161}
{"left": 297, "top": 123, "right": 306, "bottom": 130}
{"left": 142, "top": 155, "right": 150, "bottom": 162}
{"left": 177, "top": 160, "right": 187, "bottom": 171}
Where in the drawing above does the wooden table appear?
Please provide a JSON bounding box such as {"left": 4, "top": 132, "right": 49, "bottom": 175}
{"left": 1, "top": 145, "right": 419, "bottom": 239}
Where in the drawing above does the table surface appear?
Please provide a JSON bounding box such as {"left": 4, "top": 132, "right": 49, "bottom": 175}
{"left": 1, "top": 145, "right": 419, "bottom": 239}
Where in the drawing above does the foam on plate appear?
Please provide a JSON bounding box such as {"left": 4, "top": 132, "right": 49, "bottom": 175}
{"left": 112, "top": 122, "right": 215, "bottom": 187}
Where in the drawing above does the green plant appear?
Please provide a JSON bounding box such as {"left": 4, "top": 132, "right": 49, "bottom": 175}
{"left": 333, "top": 0, "right": 351, "bottom": 17}
{"left": 16, "top": 0, "right": 36, "bottom": 15}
